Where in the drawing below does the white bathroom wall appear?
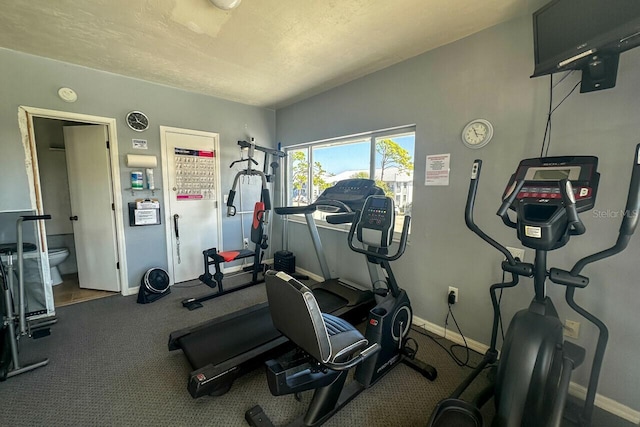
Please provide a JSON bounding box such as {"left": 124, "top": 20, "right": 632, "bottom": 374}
{"left": 33, "top": 117, "right": 78, "bottom": 275}
{"left": 33, "top": 118, "right": 73, "bottom": 236}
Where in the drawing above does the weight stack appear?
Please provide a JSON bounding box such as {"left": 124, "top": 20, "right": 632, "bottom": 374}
{"left": 274, "top": 250, "right": 296, "bottom": 274}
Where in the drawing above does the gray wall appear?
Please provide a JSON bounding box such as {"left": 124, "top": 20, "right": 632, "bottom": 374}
{"left": 0, "top": 48, "right": 276, "bottom": 289}
{"left": 276, "top": 16, "right": 640, "bottom": 411}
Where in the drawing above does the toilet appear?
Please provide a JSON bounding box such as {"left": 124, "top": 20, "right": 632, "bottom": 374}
{"left": 48, "top": 247, "right": 70, "bottom": 286}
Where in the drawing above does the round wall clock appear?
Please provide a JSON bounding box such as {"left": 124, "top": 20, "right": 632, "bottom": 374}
{"left": 126, "top": 111, "right": 149, "bottom": 132}
{"left": 462, "top": 119, "right": 493, "bottom": 149}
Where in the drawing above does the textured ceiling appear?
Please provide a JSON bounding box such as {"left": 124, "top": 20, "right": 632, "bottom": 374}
{"left": 0, "top": 0, "right": 544, "bottom": 109}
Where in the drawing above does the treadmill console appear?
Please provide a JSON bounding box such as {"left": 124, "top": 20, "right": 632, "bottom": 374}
{"left": 315, "top": 179, "right": 385, "bottom": 212}
{"left": 504, "top": 156, "right": 600, "bottom": 250}
{"left": 357, "top": 196, "right": 395, "bottom": 248}
{"left": 505, "top": 156, "right": 599, "bottom": 213}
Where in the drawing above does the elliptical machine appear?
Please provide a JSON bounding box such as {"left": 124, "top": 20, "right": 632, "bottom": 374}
{"left": 429, "top": 145, "right": 640, "bottom": 427}
{"left": 246, "top": 195, "right": 437, "bottom": 427}
{"left": 1, "top": 214, "right": 55, "bottom": 380}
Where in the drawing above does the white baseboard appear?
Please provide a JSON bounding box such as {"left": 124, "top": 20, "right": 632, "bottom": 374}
{"left": 412, "top": 314, "right": 490, "bottom": 355}
{"left": 568, "top": 382, "right": 640, "bottom": 425}
{"left": 412, "top": 315, "right": 640, "bottom": 425}
{"left": 123, "top": 286, "right": 138, "bottom": 297}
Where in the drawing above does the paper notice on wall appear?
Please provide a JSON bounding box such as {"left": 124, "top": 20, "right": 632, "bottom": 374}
{"left": 132, "top": 139, "right": 148, "bottom": 149}
{"left": 134, "top": 209, "right": 159, "bottom": 225}
{"left": 425, "top": 153, "right": 451, "bottom": 186}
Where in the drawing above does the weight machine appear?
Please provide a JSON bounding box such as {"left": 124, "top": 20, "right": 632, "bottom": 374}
{"left": 182, "top": 139, "right": 285, "bottom": 310}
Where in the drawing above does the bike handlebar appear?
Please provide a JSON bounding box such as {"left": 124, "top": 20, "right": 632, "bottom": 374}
{"left": 347, "top": 214, "right": 411, "bottom": 262}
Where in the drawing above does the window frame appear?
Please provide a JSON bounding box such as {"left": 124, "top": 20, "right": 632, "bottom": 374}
{"left": 283, "top": 125, "right": 416, "bottom": 237}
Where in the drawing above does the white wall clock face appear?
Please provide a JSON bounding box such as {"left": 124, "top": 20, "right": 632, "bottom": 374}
{"left": 126, "top": 111, "right": 149, "bottom": 132}
{"left": 462, "top": 119, "right": 493, "bottom": 149}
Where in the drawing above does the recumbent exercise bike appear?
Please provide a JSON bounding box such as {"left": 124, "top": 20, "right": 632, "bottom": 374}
{"left": 246, "top": 195, "right": 437, "bottom": 427}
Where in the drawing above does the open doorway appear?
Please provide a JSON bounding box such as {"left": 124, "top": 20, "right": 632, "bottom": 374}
{"left": 18, "top": 107, "right": 128, "bottom": 308}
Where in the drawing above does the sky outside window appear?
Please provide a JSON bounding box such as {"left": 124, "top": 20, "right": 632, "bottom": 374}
{"left": 312, "top": 135, "right": 414, "bottom": 175}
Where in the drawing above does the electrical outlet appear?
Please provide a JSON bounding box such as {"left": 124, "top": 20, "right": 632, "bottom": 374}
{"left": 506, "top": 246, "right": 526, "bottom": 262}
{"left": 448, "top": 286, "right": 459, "bottom": 304}
{"left": 564, "top": 320, "right": 580, "bottom": 339}
{"left": 243, "top": 238, "right": 249, "bottom": 249}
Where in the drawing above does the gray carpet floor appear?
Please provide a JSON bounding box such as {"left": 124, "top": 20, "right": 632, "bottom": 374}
{"left": 0, "top": 273, "right": 634, "bottom": 426}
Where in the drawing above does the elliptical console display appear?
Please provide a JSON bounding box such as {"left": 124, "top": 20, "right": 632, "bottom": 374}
{"left": 503, "top": 156, "right": 600, "bottom": 250}
{"left": 505, "top": 156, "right": 599, "bottom": 210}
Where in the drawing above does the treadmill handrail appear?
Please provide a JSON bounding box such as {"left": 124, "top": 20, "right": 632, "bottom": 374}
{"left": 275, "top": 199, "right": 353, "bottom": 216}
{"left": 275, "top": 205, "right": 316, "bottom": 215}
{"left": 326, "top": 212, "right": 356, "bottom": 225}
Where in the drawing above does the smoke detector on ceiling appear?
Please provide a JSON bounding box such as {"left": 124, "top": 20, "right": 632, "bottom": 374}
{"left": 209, "top": 0, "right": 242, "bottom": 10}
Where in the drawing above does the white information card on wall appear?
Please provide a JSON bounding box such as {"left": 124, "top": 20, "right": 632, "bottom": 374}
{"left": 425, "top": 153, "right": 451, "bottom": 186}
{"left": 132, "top": 139, "right": 148, "bottom": 149}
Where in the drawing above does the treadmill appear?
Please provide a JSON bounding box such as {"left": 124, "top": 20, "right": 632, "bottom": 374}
{"left": 168, "top": 179, "right": 384, "bottom": 399}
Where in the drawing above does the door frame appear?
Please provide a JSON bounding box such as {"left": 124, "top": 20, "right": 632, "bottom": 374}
{"left": 18, "top": 106, "right": 128, "bottom": 296}
{"left": 160, "top": 126, "right": 223, "bottom": 285}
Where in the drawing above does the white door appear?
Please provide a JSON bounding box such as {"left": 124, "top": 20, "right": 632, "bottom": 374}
{"left": 161, "top": 127, "right": 221, "bottom": 284}
{"left": 64, "top": 125, "right": 120, "bottom": 292}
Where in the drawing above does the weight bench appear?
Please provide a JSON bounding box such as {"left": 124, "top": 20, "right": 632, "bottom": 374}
{"left": 181, "top": 202, "right": 268, "bottom": 310}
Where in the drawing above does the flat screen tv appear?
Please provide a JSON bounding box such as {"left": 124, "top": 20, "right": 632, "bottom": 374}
{"left": 532, "top": 0, "right": 640, "bottom": 92}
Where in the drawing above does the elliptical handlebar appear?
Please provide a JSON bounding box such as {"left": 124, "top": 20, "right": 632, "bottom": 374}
{"left": 559, "top": 179, "right": 586, "bottom": 236}
{"left": 347, "top": 214, "right": 411, "bottom": 262}
{"left": 497, "top": 179, "right": 524, "bottom": 229}
{"left": 571, "top": 143, "right": 640, "bottom": 275}
{"left": 620, "top": 143, "right": 640, "bottom": 236}
{"left": 465, "top": 160, "right": 518, "bottom": 265}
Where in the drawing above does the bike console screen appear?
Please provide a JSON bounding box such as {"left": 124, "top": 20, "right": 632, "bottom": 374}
{"left": 505, "top": 156, "right": 600, "bottom": 213}
{"left": 357, "top": 196, "right": 395, "bottom": 249}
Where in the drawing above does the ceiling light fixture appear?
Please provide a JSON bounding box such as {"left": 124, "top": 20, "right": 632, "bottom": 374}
{"left": 209, "top": 0, "right": 242, "bottom": 10}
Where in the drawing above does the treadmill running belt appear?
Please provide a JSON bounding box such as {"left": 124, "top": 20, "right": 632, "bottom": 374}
{"left": 180, "top": 307, "right": 279, "bottom": 369}
{"left": 179, "top": 288, "right": 349, "bottom": 370}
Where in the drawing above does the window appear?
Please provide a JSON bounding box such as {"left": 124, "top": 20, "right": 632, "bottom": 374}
{"left": 286, "top": 126, "right": 415, "bottom": 232}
